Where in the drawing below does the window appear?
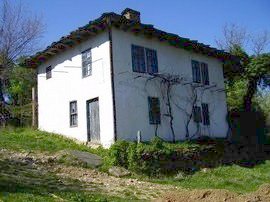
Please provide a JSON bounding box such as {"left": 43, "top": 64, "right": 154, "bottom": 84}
{"left": 201, "top": 63, "right": 209, "bottom": 85}
{"left": 202, "top": 103, "right": 210, "bottom": 125}
{"left": 70, "top": 101, "right": 78, "bottom": 127}
{"left": 193, "top": 106, "right": 202, "bottom": 123}
{"left": 82, "top": 48, "right": 92, "bottom": 77}
{"left": 148, "top": 97, "right": 161, "bottom": 124}
{"left": 131, "top": 45, "right": 158, "bottom": 74}
{"left": 191, "top": 60, "right": 209, "bottom": 85}
{"left": 46, "top": 66, "right": 52, "bottom": 79}
{"left": 192, "top": 60, "right": 201, "bottom": 83}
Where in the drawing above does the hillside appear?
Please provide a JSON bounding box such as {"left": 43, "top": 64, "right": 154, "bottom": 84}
{"left": 0, "top": 128, "right": 270, "bottom": 202}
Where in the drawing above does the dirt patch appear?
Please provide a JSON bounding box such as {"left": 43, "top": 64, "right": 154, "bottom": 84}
{"left": 1, "top": 149, "right": 269, "bottom": 201}
{"left": 155, "top": 184, "right": 270, "bottom": 202}
{"left": 0, "top": 149, "right": 181, "bottom": 200}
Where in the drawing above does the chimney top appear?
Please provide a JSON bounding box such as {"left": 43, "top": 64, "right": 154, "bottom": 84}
{"left": 121, "top": 8, "right": 141, "bottom": 23}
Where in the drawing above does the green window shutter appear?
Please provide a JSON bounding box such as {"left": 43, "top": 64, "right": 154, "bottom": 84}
{"left": 148, "top": 97, "right": 161, "bottom": 124}
{"left": 192, "top": 60, "right": 201, "bottom": 83}
{"left": 202, "top": 103, "right": 210, "bottom": 125}
{"left": 193, "top": 106, "right": 202, "bottom": 123}
{"left": 131, "top": 44, "right": 146, "bottom": 73}
{"left": 201, "top": 63, "right": 209, "bottom": 85}
{"left": 146, "top": 48, "right": 158, "bottom": 74}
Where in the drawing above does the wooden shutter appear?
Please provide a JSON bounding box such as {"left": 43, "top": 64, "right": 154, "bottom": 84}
{"left": 148, "top": 97, "right": 161, "bottom": 124}
{"left": 193, "top": 106, "right": 202, "bottom": 123}
{"left": 146, "top": 48, "right": 158, "bottom": 74}
{"left": 131, "top": 44, "right": 146, "bottom": 73}
{"left": 192, "top": 60, "right": 201, "bottom": 83}
{"left": 202, "top": 103, "right": 210, "bottom": 125}
{"left": 201, "top": 63, "right": 209, "bottom": 85}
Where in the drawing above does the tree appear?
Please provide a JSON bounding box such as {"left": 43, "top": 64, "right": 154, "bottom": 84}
{"left": 217, "top": 24, "right": 270, "bottom": 112}
{"left": 0, "top": 0, "right": 44, "bottom": 125}
{"left": 7, "top": 63, "right": 36, "bottom": 125}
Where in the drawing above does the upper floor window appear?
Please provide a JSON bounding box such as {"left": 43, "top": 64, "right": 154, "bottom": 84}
{"left": 148, "top": 97, "right": 161, "bottom": 124}
{"left": 46, "top": 66, "right": 52, "bottom": 80}
{"left": 192, "top": 60, "right": 209, "bottom": 85}
{"left": 70, "top": 101, "right": 78, "bottom": 127}
{"left": 82, "top": 48, "right": 92, "bottom": 77}
{"left": 131, "top": 45, "right": 158, "bottom": 74}
{"left": 192, "top": 60, "right": 201, "bottom": 83}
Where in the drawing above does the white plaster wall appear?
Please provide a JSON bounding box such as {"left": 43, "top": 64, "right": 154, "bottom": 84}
{"left": 112, "top": 28, "right": 229, "bottom": 142}
{"left": 37, "top": 31, "right": 115, "bottom": 147}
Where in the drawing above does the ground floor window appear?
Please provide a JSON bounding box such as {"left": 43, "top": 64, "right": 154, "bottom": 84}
{"left": 148, "top": 97, "right": 161, "bottom": 124}
{"left": 70, "top": 101, "right": 78, "bottom": 127}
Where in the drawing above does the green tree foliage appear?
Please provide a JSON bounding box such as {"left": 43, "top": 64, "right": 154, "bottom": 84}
{"left": 7, "top": 65, "right": 36, "bottom": 126}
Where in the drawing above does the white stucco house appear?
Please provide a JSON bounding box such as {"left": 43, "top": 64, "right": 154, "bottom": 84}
{"left": 26, "top": 8, "right": 237, "bottom": 147}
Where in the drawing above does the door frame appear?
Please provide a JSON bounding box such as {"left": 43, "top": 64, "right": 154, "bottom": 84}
{"left": 86, "top": 97, "right": 99, "bottom": 142}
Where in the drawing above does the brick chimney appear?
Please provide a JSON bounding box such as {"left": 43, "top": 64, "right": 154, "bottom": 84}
{"left": 121, "top": 8, "right": 141, "bottom": 23}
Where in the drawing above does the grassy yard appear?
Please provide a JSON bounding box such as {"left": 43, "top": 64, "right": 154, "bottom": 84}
{"left": 0, "top": 127, "right": 270, "bottom": 201}
{"left": 0, "top": 128, "right": 133, "bottom": 202}
{"left": 150, "top": 161, "right": 270, "bottom": 193}
{"left": 0, "top": 127, "right": 106, "bottom": 154}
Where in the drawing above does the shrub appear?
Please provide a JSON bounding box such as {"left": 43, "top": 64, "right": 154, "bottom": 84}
{"left": 107, "top": 140, "right": 130, "bottom": 167}
{"left": 107, "top": 137, "right": 221, "bottom": 176}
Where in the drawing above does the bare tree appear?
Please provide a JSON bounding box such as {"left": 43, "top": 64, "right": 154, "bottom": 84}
{"left": 0, "top": 0, "right": 44, "bottom": 126}
{"left": 251, "top": 30, "right": 270, "bottom": 56}
{"left": 215, "top": 23, "right": 248, "bottom": 52}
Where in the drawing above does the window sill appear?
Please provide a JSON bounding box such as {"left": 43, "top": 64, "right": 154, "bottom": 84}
{"left": 70, "top": 125, "right": 78, "bottom": 128}
{"left": 82, "top": 74, "right": 92, "bottom": 79}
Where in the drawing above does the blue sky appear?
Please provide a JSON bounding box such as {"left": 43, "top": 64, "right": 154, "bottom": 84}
{"left": 20, "top": 0, "right": 270, "bottom": 53}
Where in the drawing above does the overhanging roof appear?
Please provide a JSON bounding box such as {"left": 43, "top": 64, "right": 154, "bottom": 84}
{"left": 23, "top": 9, "right": 239, "bottom": 71}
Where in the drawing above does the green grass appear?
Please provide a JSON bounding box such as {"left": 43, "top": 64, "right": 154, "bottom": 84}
{"left": 0, "top": 127, "right": 107, "bottom": 155}
{"left": 150, "top": 161, "right": 270, "bottom": 193}
{"left": 0, "top": 127, "right": 137, "bottom": 202}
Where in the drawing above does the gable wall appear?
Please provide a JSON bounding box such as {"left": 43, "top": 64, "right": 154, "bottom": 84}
{"left": 37, "top": 31, "right": 115, "bottom": 147}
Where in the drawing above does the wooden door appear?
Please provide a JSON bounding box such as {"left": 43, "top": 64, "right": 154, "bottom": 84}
{"left": 86, "top": 98, "right": 100, "bottom": 143}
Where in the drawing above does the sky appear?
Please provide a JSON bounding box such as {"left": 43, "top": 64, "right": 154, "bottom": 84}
{"left": 15, "top": 0, "right": 270, "bottom": 53}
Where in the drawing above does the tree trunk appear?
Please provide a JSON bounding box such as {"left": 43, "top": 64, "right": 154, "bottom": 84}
{"left": 166, "top": 84, "right": 175, "bottom": 143}
{"left": 243, "top": 77, "right": 258, "bottom": 112}
{"left": 0, "top": 79, "right": 4, "bottom": 103}
{"left": 0, "top": 79, "right": 7, "bottom": 127}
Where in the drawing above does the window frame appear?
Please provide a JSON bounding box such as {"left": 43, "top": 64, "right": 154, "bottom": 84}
{"left": 148, "top": 97, "right": 161, "bottom": 125}
{"left": 70, "top": 101, "right": 78, "bottom": 127}
{"left": 191, "top": 60, "right": 210, "bottom": 85}
{"left": 131, "top": 44, "right": 158, "bottom": 74}
{"left": 46, "top": 66, "right": 52, "bottom": 80}
{"left": 82, "top": 48, "right": 92, "bottom": 78}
